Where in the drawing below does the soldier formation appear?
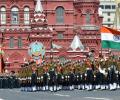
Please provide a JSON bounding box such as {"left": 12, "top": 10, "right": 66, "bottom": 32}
{"left": 0, "top": 54, "right": 120, "bottom": 92}
{"left": 0, "top": 74, "right": 20, "bottom": 89}
{"left": 18, "top": 55, "right": 120, "bottom": 92}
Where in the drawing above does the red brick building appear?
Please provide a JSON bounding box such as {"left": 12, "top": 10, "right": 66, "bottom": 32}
{"left": 0, "top": 0, "right": 103, "bottom": 72}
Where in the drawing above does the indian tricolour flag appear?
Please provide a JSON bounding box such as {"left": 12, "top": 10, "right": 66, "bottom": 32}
{"left": 101, "top": 26, "right": 120, "bottom": 50}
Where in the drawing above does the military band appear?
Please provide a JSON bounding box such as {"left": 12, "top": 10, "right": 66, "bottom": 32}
{"left": 0, "top": 75, "right": 20, "bottom": 89}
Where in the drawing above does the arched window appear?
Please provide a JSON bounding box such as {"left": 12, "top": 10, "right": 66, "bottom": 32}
{"left": 18, "top": 37, "right": 22, "bottom": 48}
{"left": 56, "top": 7, "right": 64, "bottom": 24}
{"left": 24, "top": 7, "right": 30, "bottom": 25}
{"left": 9, "top": 36, "right": 14, "bottom": 48}
{"left": 86, "top": 12, "right": 91, "bottom": 24}
{"left": 11, "top": 7, "right": 19, "bottom": 24}
{"left": 0, "top": 7, "right": 6, "bottom": 24}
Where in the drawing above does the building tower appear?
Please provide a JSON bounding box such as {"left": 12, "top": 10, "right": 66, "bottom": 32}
{"left": 74, "top": 0, "right": 103, "bottom": 57}
{"left": 113, "top": 0, "right": 120, "bottom": 29}
{"left": 30, "top": 0, "right": 53, "bottom": 60}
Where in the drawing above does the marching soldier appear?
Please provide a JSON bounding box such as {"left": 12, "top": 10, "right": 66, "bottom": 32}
{"left": 0, "top": 76, "right": 2, "bottom": 88}
{"left": 36, "top": 76, "right": 41, "bottom": 91}
{"left": 20, "top": 77, "right": 26, "bottom": 91}
{"left": 56, "top": 65, "right": 62, "bottom": 91}
{"left": 26, "top": 77, "right": 32, "bottom": 92}
{"left": 42, "top": 71, "right": 49, "bottom": 91}
{"left": 56, "top": 71, "right": 62, "bottom": 91}
{"left": 84, "top": 59, "right": 94, "bottom": 90}
{"left": 94, "top": 69, "right": 101, "bottom": 90}
{"left": 49, "top": 68, "right": 57, "bottom": 92}
{"left": 85, "top": 68, "right": 94, "bottom": 90}
{"left": 68, "top": 71, "right": 75, "bottom": 90}
{"left": 61, "top": 74, "right": 65, "bottom": 90}
{"left": 40, "top": 75, "right": 43, "bottom": 91}
{"left": 117, "top": 71, "right": 120, "bottom": 89}
{"left": 74, "top": 72, "right": 81, "bottom": 90}
{"left": 31, "top": 69, "right": 37, "bottom": 92}
{"left": 108, "top": 65, "right": 117, "bottom": 90}
{"left": 81, "top": 72, "right": 86, "bottom": 90}
{"left": 77, "top": 73, "right": 83, "bottom": 90}
{"left": 63, "top": 74, "right": 69, "bottom": 90}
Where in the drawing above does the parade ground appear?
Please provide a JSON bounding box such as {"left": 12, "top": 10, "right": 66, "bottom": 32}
{"left": 0, "top": 89, "right": 119, "bottom": 100}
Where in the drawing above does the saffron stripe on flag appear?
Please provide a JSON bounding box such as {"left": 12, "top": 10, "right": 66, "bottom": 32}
{"left": 101, "top": 26, "right": 120, "bottom": 35}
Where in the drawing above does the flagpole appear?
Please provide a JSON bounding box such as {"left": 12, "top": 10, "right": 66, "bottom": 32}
{"left": 108, "top": 48, "right": 109, "bottom": 58}
{"left": 99, "top": 31, "right": 102, "bottom": 57}
{"left": 50, "top": 39, "right": 53, "bottom": 64}
{"left": 99, "top": 18, "right": 103, "bottom": 58}
{"left": 99, "top": 28, "right": 102, "bottom": 58}
{"left": 101, "top": 45, "right": 102, "bottom": 56}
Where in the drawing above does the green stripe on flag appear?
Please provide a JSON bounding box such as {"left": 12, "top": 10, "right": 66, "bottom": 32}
{"left": 102, "top": 40, "right": 120, "bottom": 50}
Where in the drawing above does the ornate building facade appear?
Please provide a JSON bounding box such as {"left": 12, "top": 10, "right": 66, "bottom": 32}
{"left": 0, "top": 0, "right": 103, "bottom": 72}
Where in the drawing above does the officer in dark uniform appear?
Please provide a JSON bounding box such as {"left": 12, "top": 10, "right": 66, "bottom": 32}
{"left": 78, "top": 72, "right": 83, "bottom": 90}
{"left": 74, "top": 73, "right": 78, "bottom": 89}
{"left": 0, "top": 76, "right": 2, "bottom": 89}
{"left": 4, "top": 76, "right": 8, "bottom": 89}
{"left": 36, "top": 76, "right": 41, "bottom": 91}
{"left": 108, "top": 65, "right": 117, "bottom": 90}
{"left": 56, "top": 66, "right": 62, "bottom": 91}
{"left": 15, "top": 77, "right": 20, "bottom": 88}
{"left": 94, "top": 70, "right": 101, "bottom": 90}
{"left": 117, "top": 71, "right": 120, "bottom": 89}
{"left": 74, "top": 72, "right": 81, "bottom": 90}
{"left": 11, "top": 75, "right": 16, "bottom": 89}
{"left": 85, "top": 68, "right": 94, "bottom": 90}
{"left": 63, "top": 74, "right": 69, "bottom": 90}
{"left": 26, "top": 77, "right": 31, "bottom": 92}
{"left": 104, "top": 70, "right": 109, "bottom": 90}
{"left": 100, "top": 70, "right": 106, "bottom": 90}
{"left": 56, "top": 72, "right": 62, "bottom": 91}
{"left": 61, "top": 74, "right": 65, "bottom": 90}
{"left": 2, "top": 76, "right": 5, "bottom": 88}
{"left": 31, "top": 71, "right": 37, "bottom": 92}
{"left": 80, "top": 72, "right": 85, "bottom": 90}
{"left": 49, "top": 68, "right": 57, "bottom": 92}
{"left": 40, "top": 75, "right": 43, "bottom": 91}
{"left": 68, "top": 71, "right": 75, "bottom": 90}
{"left": 24, "top": 77, "right": 28, "bottom": 92}
{"left": 42, "top": 72, "right": 49, "bottom": 91}
{"left": 20, "top": 77, "right": 26, "bottom": 91}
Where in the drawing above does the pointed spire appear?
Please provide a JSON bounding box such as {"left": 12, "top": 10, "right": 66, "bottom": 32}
{"left": 35, "top": 0, "right": 43, "bottom": 13}
{"left": 70, "top": 35, "right": 84, "bottom": 51}
{"left": 98, "top": 8, "right": 103, "bottom": 17}
{"left": 31, "top": 0, "right": 53, "bottom": 33}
